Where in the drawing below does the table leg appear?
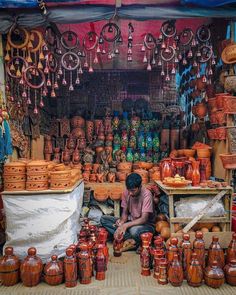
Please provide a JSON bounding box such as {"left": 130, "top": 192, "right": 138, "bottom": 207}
{"left": 169, "top": 194, "right": 174, "bottom": 234}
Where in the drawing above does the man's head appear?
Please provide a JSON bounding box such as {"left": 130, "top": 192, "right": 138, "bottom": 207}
{"left": 125, "top": 173, "right": 142, "bottom": 198}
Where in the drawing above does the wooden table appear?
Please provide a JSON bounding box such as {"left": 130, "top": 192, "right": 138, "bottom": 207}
{"left": 155, "top": 181, "right": 233, "bottom": 247}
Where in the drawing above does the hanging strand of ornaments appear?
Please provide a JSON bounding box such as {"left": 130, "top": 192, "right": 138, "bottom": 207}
{"left": 83, "top": 31, "right": 99, "bottom": 73}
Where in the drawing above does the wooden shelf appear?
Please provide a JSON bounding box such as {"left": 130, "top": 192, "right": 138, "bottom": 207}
{"left": 170, "top": 217, "right": 229, "bottom": 223}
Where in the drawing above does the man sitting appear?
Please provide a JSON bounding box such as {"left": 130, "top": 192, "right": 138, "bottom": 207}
{"left": 100, "top": 173, "right": 155, "bottom": 251}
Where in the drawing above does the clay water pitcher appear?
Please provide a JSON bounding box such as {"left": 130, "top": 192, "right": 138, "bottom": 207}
{"left": 226, "top": 232, "right": 236, "bottom": 263}
{"left": 224, "top": 259, "right": 236, "bottom": 286}
{"left": 208, "top": 236, "right": 225, "bottom": 268}
{"left": 180, "top": 233, "right": 192, "bottom": 278}
{"left": 64, "top": 248, "right": 77, "bottom": 287}
{"left": 187, "top": 252, "right": 203, "bottom": 287}
{"left": 20, "top": 247, "right": 43, "bottom": 287}
{"left": 193, "top": 231, "right": 205, "bottom": 269}
{"left": 0, "top": 247, "right": 20, "bottom": 286}
{"left": 44, "top": 255, "right": 64, "bottom": 286}
{"left": 77, "top": 243, "right": 92, "bottom": 284}
{"left": 192, "top": 160, "right": 201, "bottom": 186}
{"left": 167, "top": 237, "right": 179, "bottom": 265}
{"left": 204, "top": 260, "right": 225, "bottom": 288}
{"left": 168, "top": 253, "right": 184, "bottom": 287}
{"left": 95, "top": 244, "right": 106, "bottom": 280}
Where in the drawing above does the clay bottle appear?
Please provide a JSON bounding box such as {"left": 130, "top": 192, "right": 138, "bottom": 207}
{"left": 64, "top": 248, "right": 77, "bottom": 288}
{"left": 44, "top": 255, "right": 64, "bottom": 286}
{"left": 187, "top": 252, "right": 203, "bottom": 287}
{"left": 226, "top": 232, "right": 236, "bottom": 264}
{"left": 208, "top": 236, "right": 225, "bottom": 268}
{"left": 20, "top": 247, "right": 43, "bottom": 287}
{"left": 98, "top": 227, "right": 109, "bottom": 268}
{"left": 161, "top": 159, "right": 172, "bottom": 181}
{"left": 192, "top": 160, "right": 201, "bottom": 186}
{"left": 225, "top": 259, "right": 236, "bottom": 286}
{"left": 180, "top": 233, "right": 192, "bottom": 278}
{"left": 153, "top": 249, "right": 164, "bottom": 279}
{"left": 204, "top": 260, "right": 225, "bottom": 288}
{"left": 77, "top": 243, "right": 92, "bottom": 284}
{"left": 95, "top": 244, "right": 106, "bottom": 280}
{"left": 0, "top": 247, "right": 20, "bottom": 286}
{"left": 158, "top": 258, "right": 168, "bottom": 285}
{"left": 154, "top": 236, "right": 166, "bottom": 255}
{"left": 140, "top": 232, "right": 153, "bottom": 276}
{"left": 168, "top": 253, "right": 184, "bottom": 287}
{"left": 113, "top": 233, "right": 124, "bottom": 257}
{"left": 167, "top": 237, "right": 179, "bottom": 265}
{"left": 193, "top": 231, "right": 205, "bottom": 269}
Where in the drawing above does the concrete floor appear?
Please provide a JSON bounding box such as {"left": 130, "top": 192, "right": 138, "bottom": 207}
{"left": 1, "top": 248, "right": 236, "bottom": 295}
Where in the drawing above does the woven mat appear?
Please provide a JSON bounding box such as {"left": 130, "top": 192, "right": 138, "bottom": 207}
{"left": 109, "top": 253, "right": 130, "bottom": 264}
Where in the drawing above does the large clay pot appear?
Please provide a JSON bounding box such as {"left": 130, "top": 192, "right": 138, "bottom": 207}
{"left": 20, "top": 247, "right": 43, "bottom": 287}
{"left": 0, "top": 247, "right": 20, "bottom": 286}
{"left": 77, "top": 243, "right": 92, "bottom": 284}
{"left": 44, "top": 255, "right": 64, "bottom": 286}
{"left": 204, "top": 261, "right": 225, "bottom": 288}
{"left": 224, "top": 259, "right": 236, "bottom": 286}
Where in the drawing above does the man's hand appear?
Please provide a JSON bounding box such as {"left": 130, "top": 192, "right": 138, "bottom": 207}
{"left": 115, "top": 218, "right": 125, "bottom": 227}
{"left": 114, "top": 224, "right": 127, "bottom": 239}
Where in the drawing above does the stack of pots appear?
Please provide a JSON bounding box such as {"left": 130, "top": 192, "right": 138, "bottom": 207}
{"left": 116, "top": 162, "right": 132, "bottom": 182}
{"left": 4, "top": 162, "right": 26, "bottom": 191}
{"left": 26, "top": 161, "right": 49, "bottom": 191}
{"left": 50, "top": 169, "right": 72, "bottom": 190}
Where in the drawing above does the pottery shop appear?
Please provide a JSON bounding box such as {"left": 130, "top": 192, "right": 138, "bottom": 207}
{"left": 0, "top": 0, "right": 236, "bottom": 293}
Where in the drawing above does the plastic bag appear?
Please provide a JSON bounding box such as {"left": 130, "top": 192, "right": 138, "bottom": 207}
{"left": 174, "top": 195, "right": 225, "bottom": 218}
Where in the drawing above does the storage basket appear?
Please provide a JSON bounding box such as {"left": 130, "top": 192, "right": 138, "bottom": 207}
{"left": 219, "top": 153, "right": 236, "bottom": 169}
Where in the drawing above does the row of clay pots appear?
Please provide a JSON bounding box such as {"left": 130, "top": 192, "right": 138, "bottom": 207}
{"left": 93, "top": 187, "right": 123, "bottom": 202}
{"left": 207, "top": 127, "right": 227, "bottom": 140}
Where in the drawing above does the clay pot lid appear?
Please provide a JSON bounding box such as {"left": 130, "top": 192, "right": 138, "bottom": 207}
{"left": 5, "top": 161, "right": 26, "bottom": 167}
{"left": 28, "top": 247, "right": 37, "bottom": 256}
{"left": 27, "top": 160, "right": 48, "bottom": 166}
{"left": 5, "top": 246, "right": 13, "bottom": 255}
{"left": 195, "top": 231, "right": 203, "bottom": 239}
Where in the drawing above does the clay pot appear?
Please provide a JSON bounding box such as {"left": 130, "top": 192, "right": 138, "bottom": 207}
{"left": 216, "top": 93, "right": 230, "bottom": 110}
{"left": 224, "top": 259, "right": 236, "bottom": 286}
{"left": 187, "top": 252, "right": 203, "bottom": 287}
{"left": 94, "top": 119, "right": 103, "bottom": 135}
{"left": 66, "top": 136, "right": 76, "bottom": 150}
{"left": 204, "top": 261, "right": 225, "bottom": 288}
{"left": 71, "top": 128, "right": 85, "bottom": 139}
{"left": 72, "top": 149, "right": 80, "bottom": 164}
{"left": 208, "top": 97, "right": 217, "bottom": 114}
{"left": 116, "top": 171, "right": 127, "bottom": 182}
{"left": 110, "top": 187, "right": 123, "bottom": 201}
{"left": 71, "top": 116, "right": 85, "bottom": 128}
{"left": 208, "top": 236, "right": 225, "bottom": 269}
{"left": 183, "top": 149, "right": 195, "bottom": 158}
{"left": 44, "top": 255, "right": 64, "bottom": 286}
{"left": 77, "top": 138, "right": 87, "bottom": 150}
{"left": 137, "top": 162, "right": 153, "bottom": 170}
{"left": 197, "top": 148, "right": 211, "bottom": 158}
{"left": 220, "top": 153, "right": 236, "bottom": 169}
{"left": 0, "top": 247, "right": 20, "bottom": 286}
{"left": 195, "top": 102, "right": 208, "bottom": 119}
{"left": 94, "top": 188, "right": 109, "bottom": 202}
{"left": 62, "top": 149, "right": 71, "bottom": 165}
{"left": 64, "top": 248, "right": 77, "bottom": 287}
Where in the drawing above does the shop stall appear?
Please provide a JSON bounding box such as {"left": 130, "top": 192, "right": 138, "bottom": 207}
{"left": 0, "top": 0, "right": 236, "bottom": 292}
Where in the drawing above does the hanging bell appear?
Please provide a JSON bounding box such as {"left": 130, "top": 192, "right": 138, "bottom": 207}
{"left": 115, "top": 48, "right": 120, "bottom": 55}
{"left": 39, "top": 99, "right": 44, "bottom": 108}
{"left": 117, "top": 36, "right": 123, "bottom": 43}
{"left": 69, "top": 85, "right": 74, "bottom": 91}
{"left": 10, "top": 96, "right": 14, "bottom": 102}
{"left": 187, "top": 50, "right": 193, "bottom": 58}
{"left": 43, "top": 44, "right": 48, "bottom": 51}
{"left": 211, "top": 59, "right": 216, "bottom": 65}
{"left": 27, "top": 41, "right": 33, "bottom": 49}
{"left": 84, "top": 61, "right": 89, "bottom": 68}
{"left": 42, "top": 89, "right": 47, "bottom": 96}
{"left": 196, "top": 51, "right": 201, "bottom": 57}
{"left": 33, "top": 106, "right": 38, "bottom": 114}
{"left": 5, "top": 84, "right": 10, "bottom": 91}
{"left": 51, "top": 90, "right": 56, "bottom": 97}
{"left": 54, "top": 81, "right": 59, "bottom": 89}
{"left": 141, "top": 44, "right": 146, "bottom": 52}
{"left": 108, "top": 53, "right": 112, "bottom": 60}
{"left": 159, "top": 33, "right": 163, "bottom": 40}
{"left": 154, "top": 48, "right": 158, "bottom": 55}
{"left": 102, "top": 49, "right": 106, "bottom": 54}
{"left": 15, "top": 59, "right": 20, "bottom": 65}
{"left": 161, "top": 41, "right": 166, "bottom": 49}
{"left": 197, "top": 72, "right": 201, "bottom": 78}
{"left": 78, "top": 67, "right": 83, "bottom": 74}
{"left": 26, "top": 98, "right": 32, "bottom": 105}
{"left": 191, "top": 39, "right": 196, "bottom": 47}
{"left": 22, "top": 91, "right": 27, "bottom": 98}
{"left": 165, "top": 75, "right": 170, "bottom": 81}
{"left": 44, "top": 67, "right": 49, "bottom": 74}
{"left": 147, "top": 64, "right": 152, "bottom": 71}
{"left": 172, "top": 41, "right": 177, "bottom": 50}
{"left": 171, "top": 67, "right": 176, "bottom": 74}
{"left": 161, "top": 70, "right": 165, "bottom": 76}
{"left": 94, "top": 56, "right": 99, "bottom": 64}
{"left": 128, "top": 34, "right": 133, "bottom": 41}
{"left": 193, "top": 60, "right": 198, "bottom": 67}
{"left": 128, "top": 48, "right": 132, "bottom": 55}
{"left": 151, "top": 58, "right": 156, "bottom": 65}
{"left": 77, "top": 50, "right": 82, "bottom": 56}
{"left": 57, "top": 68, "right": 63, "bottom": 76}
{"left": 174, "top": 57, "right": 178, "bottom": 63}
{"left": 62, "top": 79, "right": 67, "bottom": 86}
{"left": 99, "top": 36, "right": 104, "bottom": 44}
{"left": 127, "top": 55, "right": 132, "bottom": 62}
{"left": 19, "top": 78, "right": 24, "bottom": 85}
{"left": 182, "top": 58, "right": 187, "bottom": 65}
{"left": 39, "top": 51, "right": 44, "bottom": 60}
{"left": 158, "top": 60, "right": 162, "bottom": 66}
{"left": 69, "top": 54, "right": 73, "bottom": 61}
{"left": 75, "top": 77, "right": 80, "bottom": 84}
{"left": 56, "top": 48, "right": 62, "bottom": 55}
{"left": 16, "top": 68, "right": 22, "bottom": 77}
{"left": 4, "top": 52, "right": 10, "bottom": 62}
{"left": 38, "top": 61, "right": 43, "bottom": 69}
{"left": 202, "top": 75, "right": 207, "bottom": 83}
{"left": 208, "top": 68, "right": 213, "bottom": 75}
{"left": 143, "top": 54, "right": 148, "bottom": 63}
{"left": 47, "top": 79, "right": 52, "bottom": 87}
{"left": 26, "top": 54, "right": 32, "bottom": 63}
{"left": 178, "top": 53, "right": 182, "bottom": 60}
{"left": 165, "top": 47, "right": 170, "bottom": 53}
{"left": 96, "top": 46, "right": 101, "bottom": 53}
{"left": 89, "top": 66, "right": 94, "bottom": 73}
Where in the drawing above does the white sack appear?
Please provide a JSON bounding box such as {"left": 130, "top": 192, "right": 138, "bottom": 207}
{"left": 2, "top": 182, "right": 84, "bottom": 263}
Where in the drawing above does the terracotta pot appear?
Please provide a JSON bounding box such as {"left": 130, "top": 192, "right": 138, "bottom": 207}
{"left": 195, "top": 102, "right": 207, "bottom": 119}
{"left": 43, "top": 255, "right": 63, "bottom": 286}
{"left": 94, "top": 188, "right": 109, "bottom": 202}
{"left": 110, "top": 187, "right": 123, "bottom": 201}
{"left": 71, "top": 116, "right": 85, "bottom": 128}
{"left": 82, "top": 172, "right": 90, "bottom": 182}
{"left": 116, "top": 171, "right": 127, "bottom": 182}
{"left": 204, "top": 261, "right": 225, "bottom": 288}
{"left": 86, "top": 120, "right": 94, "bottom": 143}
{"left": 215, "top": 127, "right": 227, "bottom": 140}
{"left": 197, "top": 148, "right": 211, "bottom": 158}
{"left": 216, "top": 93, "right": 230, "bottom": 110}
{"left": 94, "top": 119, "right": 103, "bottom": 135}
{"left": 220, "top": 153, "right": 236, "bottom": 169}
{"left": 183, "top": 149, "right": 195, "bottom": 157}
{"left": 64, "top": 248, "right": 77, "bottom": 287}
{"left": 208, "top": 97, "right": 217, "bottom": 114}
{"left": 223, "top": 96, "right": 236, "bottom": 114}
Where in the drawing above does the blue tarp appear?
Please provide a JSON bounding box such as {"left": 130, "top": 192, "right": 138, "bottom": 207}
{"left": 181, "top": 0, "right": 236, "bottom": 7}
{"left": 0, "top": 0, "right": 83, "bottom": 8}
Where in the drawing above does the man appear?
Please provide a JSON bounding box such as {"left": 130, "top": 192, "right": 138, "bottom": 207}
{"left": 100, "top": 173, "right": 155, "bottom": 251}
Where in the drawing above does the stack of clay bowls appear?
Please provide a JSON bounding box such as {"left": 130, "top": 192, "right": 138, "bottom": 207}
{"left": 26, "top": 160, "right": 49, "bottom": 191}
{"left": 4, "top": 162, "right": 26, "bottom": 191}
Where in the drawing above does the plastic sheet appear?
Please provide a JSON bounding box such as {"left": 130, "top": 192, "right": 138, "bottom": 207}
{"left": 174, "top": 195, "right": 225, "bottom": 218}
{"left": 2, "top": 182, "right": 84, "bottom": 263}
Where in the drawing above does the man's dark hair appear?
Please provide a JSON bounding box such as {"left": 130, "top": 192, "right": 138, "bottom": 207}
{"left": 125, "top": 173, "right": 142, "bottom": 190}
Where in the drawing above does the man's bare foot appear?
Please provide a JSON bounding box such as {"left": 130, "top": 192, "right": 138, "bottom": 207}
{"left": 121, "top": 239, "right": 136, "bottom": 252}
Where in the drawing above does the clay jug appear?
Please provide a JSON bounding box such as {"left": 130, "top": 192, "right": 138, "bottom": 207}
{"left": 180, "top": 233, "right": 192, "bottom": 278}
{"left": 161, "top": 159, "right": 172, "bottom": 180}
{"left": 187, "top": 252, "right": 203, "bottom": 287}
{"left": 168, "top": 253, "right": 184, "bottom": 286}
{"left": 226, "top": 232, "right": 236, "bottom": 264}
{"left": 44, "top": 255, "right": 64, "bottom": 286}
{"left": 208, "top": 236, "right": 225, "bottom": 268}
{"left": 64, "top": 248, "right": 77, "bottom": 287}
{"left": 0, "top": 247, "right": 20, "bottom": 286}
{"left": 158, "top": 258, "right": 168, "bottom": 285}
{"left": 20, "top": 247, "right": 43, "bottom": 287}
{"left": 95, "top": 244, "right": 106, "bottom": 280}
{"left": 167, "top": 237, "right": 179, "bottom": 265}
{"left": 204, "top": 260, "right": 225, "bottom": 288}
{"left": 193, "top": 231, "right": 205, "bottom": 269}
{"left": 224, "top": 259, "right": 236, "bottom": 286}
{"left": 192, "top": 160, "right": 201, "bottom": 186}
{"left": 77, "top": 243, "right": 92, "bottom": 284}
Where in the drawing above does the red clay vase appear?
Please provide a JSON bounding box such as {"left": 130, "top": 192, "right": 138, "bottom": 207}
{"left": 168, "top": 253, "right": 184, "bottom": 286}
{"left": 204, "top": 260, "right": 225, "bottom": 288}
{"left": 20, "top": 247, "right": 43, "bottom": 287}
{"left": 226, "top": 232, "right": 236, "bottom": 264}
{"left": 192, "top": 160, "right": 201, "bottom": 186}
{"left": 153, "top": 249, "right": 164, "bottom": 279}
{"left": 224, "top": 259, "right": 236, "bottom": 286}
{"left": 180, "top": 233, "right": 192, "bottom": 278}
{"left": 0, "top": 247, "right": 20, "bottom": 286}
{"left": 113, "top": 233, "right": 124, "bottom": 257}
{"left": 44, "top": 255, "right": 64, "bottom": 286}
{"left": 64, "top": 248, "right": 77, "bottom": 288}
{"left": 77, "top": 243, "right": 92, "bottom": 284}
{"left": 208, "top": 236, "right": 225, "bottom": 268}
{"left": 158, "top": 258, "right": 168, "bottom": 285}
{"left": 167, "top": 237, "right": 179, "bottom": 265}
{"left": 193, "top": 231, "right": 205, "bottom": 269}
{"left": 95, "top": 244, "right": 106, "bottom": 280}
{"left": 187, "top": 252, "right": 203, "bottom": 287}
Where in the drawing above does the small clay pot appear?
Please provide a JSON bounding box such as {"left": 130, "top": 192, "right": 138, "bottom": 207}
{"left": 116, "top": 171, "right": 127, "bottom": 182}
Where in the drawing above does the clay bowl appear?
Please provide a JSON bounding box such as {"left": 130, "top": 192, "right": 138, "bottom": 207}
{"left": 110, "top": 187, "right": 123, "bottom": 201}
{"left": 93, "top": 188, "right": 109, "bottom": 202}
{"left": 183, "top": 149, "right": 196, "bottom": 158}
{"left": 137, "top": 162, "right": 154, "bottom": 170}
